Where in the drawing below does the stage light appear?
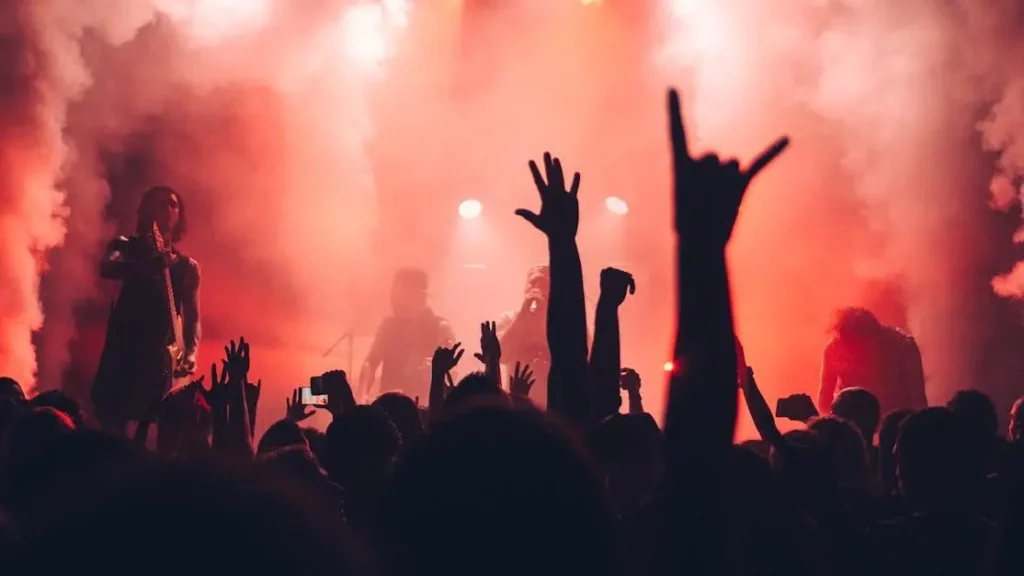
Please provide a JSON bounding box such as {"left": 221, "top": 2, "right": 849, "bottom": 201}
{"left": 458, "top": 199, "right": 483, "bottom": 220}
{"left": 605, "top": 196, "right": 629, "bottom": 215}
{"left": 663, "top": 361, "right": 675, "bottom": 373}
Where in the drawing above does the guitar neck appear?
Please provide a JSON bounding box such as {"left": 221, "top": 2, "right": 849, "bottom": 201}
{"left": 162, "top": 267, "right": 181, "bottom": 343}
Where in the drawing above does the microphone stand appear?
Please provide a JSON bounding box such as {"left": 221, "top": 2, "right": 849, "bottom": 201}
{"left": 322, "top": 330, "right": 355, "bottom": 375}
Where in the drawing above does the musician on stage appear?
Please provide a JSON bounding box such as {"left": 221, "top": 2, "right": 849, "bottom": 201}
{"left": 359, "top": 268, "right": 455, "bottom": 402}
{"left": 92, "top": 185, "right": 201, "bottom": 434}
{"left": 817, "top": 307, "right": 927, "bottom": 416}
{"left": 497, "top": 265, "right": 551, "bottom": 403}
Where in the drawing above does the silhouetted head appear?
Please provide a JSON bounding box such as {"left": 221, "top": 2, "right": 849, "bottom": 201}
{"left": 381, "top": 402, "right": 618, "bottom": 576}
{"left": 589, "top": 412, "right": 663, "bottom": 515}
{"left": 301, "top": 426, "right": 327, "bottom": 462}
{"left": 156, "top": 384, "right": 211, "bottom": 457}
{"left": 372, "top": 392, "right": 423, "bottom": 446}
{"left": 258, "top": 419, "right": 308, "bottom": 455}
{"left": 136, "top": 185, "right": 185, "bottom": 243}
{"left": 809, "top": 415, "right": 868, "bottom": 489}
{"left": 947, "top": 389, "right": 999, "bottom": 442}
{"left": 30, "top": 390, "right": 84, "bottom": 429}
{"left": 391, "top": 267, "right": 429, "bottom": 317}
{"left": 896, "top": 407, "right": 975, "bottom": 512}
{"left": 323, "top": 405, "right": 401, "bottom": 489}
{"left": 0, "top": 377, "right": 24, "bottom": 402}
{"left": 831, "top": 387, "right": 881, "bottom": 443}
{"left": 14, "top": 460, "right": 362, "bottom": 575}
{"left": 2, "top": 407, "right": 76, "bottom": 469}
{"left": 878, "top": 408, "right": 913, "bottom": 495}
{"left": 1, "top": 408, "right": 78, "bottom": 520}
{"left": 443, "top": 371, "right": 507, "bottom": 412}
{"left": 830, "top": 307, "right": 881, "bottom": 340}
{"left": 257, "top": 444, "right": 331, "bottom": 483}
{"left": 1010, "top": 396, "right": 1024, "bottom": 443}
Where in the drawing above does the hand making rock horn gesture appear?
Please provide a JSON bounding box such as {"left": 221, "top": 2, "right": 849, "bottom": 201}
{"left": 668, "top": 89, "right": 790, "bottom": 251}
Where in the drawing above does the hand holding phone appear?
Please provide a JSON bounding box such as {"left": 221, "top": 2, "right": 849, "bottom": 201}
{"left": 300, "top": 386, "right": 329, "bottom": 407}
{"left": 774, "top": 393, "right": 819, "bottom": 423}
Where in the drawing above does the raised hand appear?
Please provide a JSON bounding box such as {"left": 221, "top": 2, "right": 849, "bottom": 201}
{"left": 516, "top": 152, "right": 581, "bottom": 241}
{"left": 668, "top": 89, "right": 789, "bottom": 250}
{"left": 619, "top": 368, "right": 641, "bottom": 393}
{"left": 285, "top": 388, "right": 314, "bottom": 422}
{"left": 246, "top": 378, "right": 261, "bottom": 405}
{"left": 473, "top": 321, "right": 501, "bottom": 365}
{"left": 207, "top": 361, "right": 229, "bottom": 409}
{"left": 223, "top": 337, "right": 250, "bottom": 383}
{"left": 432, "top": 342, "right": 464, "bottom": 376}
{"left": 599, "top": 268, "right": 636, "bottom": 307}
{"left": 509, "top": 361, "right": 535, "bottom": 398}
{"left": 321, "top": 369, "right": 356, "bottom": 417}
{"left": 774, "top": 392, "right": 819, "bottom": 423}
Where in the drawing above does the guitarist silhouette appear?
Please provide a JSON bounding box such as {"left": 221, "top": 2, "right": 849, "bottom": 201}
{"left": 92, "top": 186, "right": 202, "bottom": 435}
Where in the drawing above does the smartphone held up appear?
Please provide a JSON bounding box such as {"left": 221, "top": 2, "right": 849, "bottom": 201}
{"left": 302, "top": 376, "right": 328, "bottom": 406}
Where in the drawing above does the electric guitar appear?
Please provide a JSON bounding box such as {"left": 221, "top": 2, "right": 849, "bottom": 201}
{"left": 151, "top": 221, "right": 189, "bottom": 392}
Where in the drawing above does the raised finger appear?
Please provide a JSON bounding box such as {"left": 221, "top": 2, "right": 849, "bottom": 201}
{"left": 668, "top": 89, "right": 691, "bottom": 166}
{"left": 454, "top": 349, "right": 465, "bottom": 364}
{"left": 628, "top": 276, "right": 636, "bottom": 295}
{"left": 529, "top": 160, "right": 546, "bottom": 195}
{"left": 569, "top": 172, "right": 581, "bottom": 197}
{"left": 743, "top": 136, "right": 790, "bottom": 182}
{"left": 551, "top": 157, "right": 566, "bottom": 191}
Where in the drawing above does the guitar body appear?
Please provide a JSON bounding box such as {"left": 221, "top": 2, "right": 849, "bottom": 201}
{"left": 164, "top": 312, "right": 190, "bottom": 394}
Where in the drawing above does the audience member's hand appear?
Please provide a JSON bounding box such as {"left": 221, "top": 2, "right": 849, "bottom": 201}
{"left": 207, "top": 361, "right": 228, "bottom": 409}
{"left": 774, "top": 392, "right": 819, "bottom": 423}
{"left": 516, "top": 152, "right": 581, "bottom": 241}
{"left": 222, "top": 337, "right": 250, "bottom": 384}
{"left": 474, "top": 321, "right": 501, "bottom": 365}
{"left": 668, "top": 89, "right": 789, "bottom": 250}
{"left": 321, "top": 369, "right": 356, "bottom": 417}
{"left": 285, "top": 388, "right": 314, "bottom": 422}
{"left": 599, "top": 268, "right": 636, "bottom": 307}
{"left": 509, "top": 361, "right": 536, "bottom": 398}
{"left": 245, "top": 378, "right": 261, "bottom": 404}
{"left": 619, "top": 368, "right": 641, "bottom": 393}
{"left": 432, "top": 342, "right": 464, "bottom": 376}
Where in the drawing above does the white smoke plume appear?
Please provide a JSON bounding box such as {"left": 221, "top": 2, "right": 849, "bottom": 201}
{"left": 659, "top": 0, "right": 1024, "bottom": 408}
{"left": 0, "top": 0, "right": 156, "bottom": 392}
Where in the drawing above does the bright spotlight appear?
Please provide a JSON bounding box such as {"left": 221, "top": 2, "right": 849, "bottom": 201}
{"left": 663, "top": 361, "right": 676, "bottom": 373}
{"left": 458, "top": 199, "right": 483, "bottom": 220}
{"left": 605, "top": 196, "right": 629, "bottom": 215}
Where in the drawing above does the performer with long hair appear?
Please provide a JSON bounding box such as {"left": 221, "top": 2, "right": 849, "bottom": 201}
{"left": 818, "top": 307, "right": 926, "bottom": 415}
{"left": 91, "top": 185, "right": 201, "bottom": 433}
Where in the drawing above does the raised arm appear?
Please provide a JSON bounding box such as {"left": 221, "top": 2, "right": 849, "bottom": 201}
{"left": 99, "top": 236, "right": 152, "bottom": 280}
{"left": 590, "top": 267, "right": 635, "bottom": 422}
{"left": 661, "top": 88, "right": 789, "bottom": 576}
{"left": 516, "top": 153, "right": 590, "bottom": 427}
